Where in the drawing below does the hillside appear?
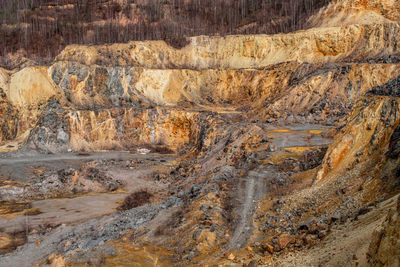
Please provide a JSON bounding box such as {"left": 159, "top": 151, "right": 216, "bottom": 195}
{"left": 0, "top": 0, "right": 330, "bottom": 68}
{"left": 0, "top": 0, "right": 400, "bottom": 266}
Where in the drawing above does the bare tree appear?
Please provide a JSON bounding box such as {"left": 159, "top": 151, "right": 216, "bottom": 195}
{"left": 0, "top": 0, "right": 330, "bottom": 68}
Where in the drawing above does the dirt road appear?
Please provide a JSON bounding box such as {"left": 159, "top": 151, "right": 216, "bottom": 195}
{"left": 226, "top": 126, "right": 333, "bottom": 251}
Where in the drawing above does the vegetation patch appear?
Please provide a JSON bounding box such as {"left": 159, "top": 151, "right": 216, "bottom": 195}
{"left": 0, "top": 201, "right": 31, "bottom": 216}
{"left": 117, "top": 190, "right": 153, "bottom": 211}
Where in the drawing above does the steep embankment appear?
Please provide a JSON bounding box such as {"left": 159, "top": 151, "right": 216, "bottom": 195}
{"left": 1, "top": 19, "right": 400, "bottom": 153}
{"left": 264, "top": 96, "right": 400, "bottom": 266}
{"left": 1, "top": 0, "right": 400, "bottom": 265}
{"left": 57, "top": 22, "right": 400, "bottom": 69}
{"left": 308, "top": 0, "right": 400, "bottom": 28}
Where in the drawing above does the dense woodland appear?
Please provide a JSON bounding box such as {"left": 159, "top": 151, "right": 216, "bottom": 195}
{"left": 0, "top": 0, "right": 330, "bottom": 68}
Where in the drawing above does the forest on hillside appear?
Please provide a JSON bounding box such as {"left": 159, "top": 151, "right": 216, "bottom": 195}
{"left": 0, "top": 0, "right": 330, "bottom": 68}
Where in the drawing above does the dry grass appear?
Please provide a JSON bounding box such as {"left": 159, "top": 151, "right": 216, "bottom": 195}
{"left": 23, "top": 208, "right": 43, "bottom": 216}
{"left": 117, "top": 190, "right": 153, "bottom": 211}
{"left": 0, "top": 201, "right": 31, "bottom": 216}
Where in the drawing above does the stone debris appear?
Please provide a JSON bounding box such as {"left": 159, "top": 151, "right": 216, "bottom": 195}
{"left": 0, "top": 1, "right": 400, "bottom": 266}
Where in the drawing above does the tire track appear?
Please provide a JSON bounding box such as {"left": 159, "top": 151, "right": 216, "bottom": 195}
{"left": 227, "top": 170, "right": 267, "bottom": 250}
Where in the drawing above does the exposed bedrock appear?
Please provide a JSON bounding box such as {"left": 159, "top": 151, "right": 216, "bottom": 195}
{"left": 24, "top": 100, "right": 210, "bottom": 153}
{"left": 31, "top": 62, "right": 400, "bottom": 152}
{"left": 0, "top": 19, "right": 400, "bottom": 153}
{"left": 66, "top": 107, "right": 206, "bottom": 152}
{"left": 2, "top": 62, "right": 400, "bottom": 153}
{"left": 49, "top": 61, "right": 271, "bottom": 109}
{"left": 56, "top": 23, "right": 400, "bottom": 69}
{"left": 316, "top": 96, "right": 400, "bottom": 199}
{"left": 250, "top": 62, "right": 400, "bottom": 124}
{"left": 49, "top": 61, "right": 400, "bottom": 111}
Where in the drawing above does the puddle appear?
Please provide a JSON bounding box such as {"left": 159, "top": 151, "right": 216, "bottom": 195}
{"left": 284, "top": 146, "right": 316, "bottom": 153}
{"left": 307, "top": 129, "right": 326, "bottom": 134}
{"left": 267, "top": 127, "right": 333, "bottom": 150}
{"left": 268, "top": 129, "right": 294, "bottom": 133}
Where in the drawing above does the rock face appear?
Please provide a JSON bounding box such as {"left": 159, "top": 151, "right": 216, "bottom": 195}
{"left": 308, "top": 0, "right": 400, "bottom": 28}
{"left": 26, "top": 99, "right": 70, "bottom": 153}
{"left": 56, "top": 23, "right": 400, "bottom": 69}
{"left": 1, "top": 1, "right": 400, "bottom": 266}
{"left": 0, "top": 69, "right": 17, "bottom": 145}
{"left": 250, "top": 62, "right": 400, "bottom": 124}
{"left": 67, "top": 108, "right": 201, "bottom": 152}
{"left": 0, "top": 87, "right": 17, "bottom": 146}
{"left": 0, "top": 21, "right": 400, "bottom": 153}
{"left": 49, "top": 62, "right": 273, "bottom": 108}
{"left": 316, "top": 96, "right": 400, "bottom": 184}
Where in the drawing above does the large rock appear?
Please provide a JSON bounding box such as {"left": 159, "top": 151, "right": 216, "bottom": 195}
{"left": 26, "top": 99, "right": 70, "bottom": 153}
{"left": 67, "top": 107, "right": 203, "bottom": 152}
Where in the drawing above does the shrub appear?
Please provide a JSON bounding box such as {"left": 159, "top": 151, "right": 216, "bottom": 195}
{"left": 117, "top": 190, "right": 153, "bottom": 211}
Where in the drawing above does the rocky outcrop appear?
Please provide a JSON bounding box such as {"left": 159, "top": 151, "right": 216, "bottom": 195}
{"left": 25, "top": 99, "right": 70, "bottom": 153}
{"left": 246, "top": 62, "right": 400, "bottom": 125}
{"left": 308, "top": 0, "right": 400, "bottom": 27}
{"left": 56, "top": 23, "right": 400, "bottom": 69}
{"left": 67, "top": 107, "right": 203, "bottom": 152}
{"left": 316, "top": 96, "right": 400, "bottom": 188}
{"left": 6, "top": 67, "right": 65, "bottom": 144}
{"left": 49, "top": 61, "right": 273, "bottom": 109}
{"left": 0, "top": 69, "right": 17, "bottom": 146}
{"left": 0, "top": 89, "right": 17, "bottom": 146}
{"left": 8, "top": 67, "right": 58, "bottom": 109}
{"left": 3, "top": 57, "right": 400, "bottom": 153}
{"left": 0, "top": 1, "right": 399, "bottom": 154}
{"left": 49, "top": 60, "right": 400, "bottom": 114}
{"left": 22, "top": 103, "right": 208, "bottom": 153}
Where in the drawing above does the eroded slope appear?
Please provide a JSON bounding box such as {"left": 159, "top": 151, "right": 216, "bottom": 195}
{"left": 1, "top": 1, "right": 400, "bottom": 266}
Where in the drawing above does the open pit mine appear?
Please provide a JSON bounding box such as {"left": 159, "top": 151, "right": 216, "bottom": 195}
{"left": 0, "top": 0, "right": 400, "bottom": 266}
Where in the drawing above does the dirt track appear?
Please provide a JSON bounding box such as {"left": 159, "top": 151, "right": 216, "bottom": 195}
{"left": 226, "top": 126, "right": 333, "bottom": 251}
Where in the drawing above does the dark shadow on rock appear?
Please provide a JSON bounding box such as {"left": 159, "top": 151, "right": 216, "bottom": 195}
{"left": 367, "top": 75, "right": 400, "bottom": 98}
